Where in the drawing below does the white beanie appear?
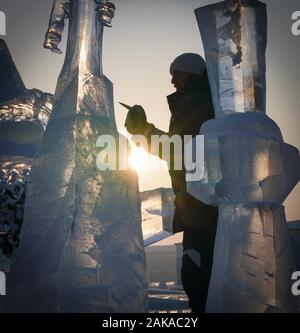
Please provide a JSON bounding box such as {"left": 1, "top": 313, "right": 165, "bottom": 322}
{"left": 169, "top": 53, "right": 206, "bottom": 76}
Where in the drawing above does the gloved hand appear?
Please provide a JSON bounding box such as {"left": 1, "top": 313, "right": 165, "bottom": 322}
{"left": 125, "top": 105, "right": 148, "bottom": 135}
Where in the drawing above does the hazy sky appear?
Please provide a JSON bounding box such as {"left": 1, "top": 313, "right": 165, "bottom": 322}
{"left": 1, "top": 0, "right": 299, "bottom": 220}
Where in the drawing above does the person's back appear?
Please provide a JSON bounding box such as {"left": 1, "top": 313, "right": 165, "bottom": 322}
{"left": 124, "top": 53, "right": 218, "bottom": 312}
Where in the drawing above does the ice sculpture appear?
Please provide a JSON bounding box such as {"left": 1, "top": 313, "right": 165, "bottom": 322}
{"left": 1, "top": 0, "right": 147, "bottom": 313}
{"left": 0, "top": 40, "right": 52, "bottom": 273}
{"left": 141, "top": 188, "right": 174, "bottom": 246}
{"left": 186, "top": 0, "right": 300, "bottom": 312}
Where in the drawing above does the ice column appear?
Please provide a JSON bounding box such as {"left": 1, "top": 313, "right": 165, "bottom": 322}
{"left": 187, "top": 0, "right": 300, "bottom": 312}
{"left": 1, "top": 0, "right": 148, "bottom": 313}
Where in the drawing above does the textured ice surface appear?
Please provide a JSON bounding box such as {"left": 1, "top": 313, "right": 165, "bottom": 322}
{"left": 187, "top": 112, "right": 300, "bottom": 206}
{"left": 3, "top": 120, "right": 148, "bottom": 313}
{"left": 195, "top": 1, "right": 267, "bottom": 117}
{"left": 0, "top": 90, "right": 53, "bottom": 147}
{"left": 0, "top": 40, "right": 52, "bottom": 150}
{"left": 0, "top": 159, "right": 31, "bottom": 273}
{"left": 0, "top": 0, "right": 148, "bottom": 313}
{"left": 43, "top": 0, "right": 69, "bottom": 54}
{"left": 0, "top": 41, "right": 52, "bottom": 273}
{"left": 141, "top": 188, "right": 174, "bottom": 241}
{"left": 206, "top": 204, "right": 298, "bottom": 313}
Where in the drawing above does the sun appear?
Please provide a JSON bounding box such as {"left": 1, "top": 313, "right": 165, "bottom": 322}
{"left": 129, "top": 146, "right": 148, "bottom": 170}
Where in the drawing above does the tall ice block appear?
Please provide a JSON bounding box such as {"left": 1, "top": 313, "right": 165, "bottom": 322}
{"left": 187, "top": 0, "right": 300, "bottom": 312}
{"left": 1, "top": 0, "right": 148, "bottom": 312}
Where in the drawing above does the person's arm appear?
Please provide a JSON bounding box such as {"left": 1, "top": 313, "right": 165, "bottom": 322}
{"left": 140, "top": 122, "right": 169, "bottom": 160}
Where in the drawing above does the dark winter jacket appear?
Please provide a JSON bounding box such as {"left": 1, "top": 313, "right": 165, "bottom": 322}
{"left": 142, "top": 76, "right": 218, "bottom": 233}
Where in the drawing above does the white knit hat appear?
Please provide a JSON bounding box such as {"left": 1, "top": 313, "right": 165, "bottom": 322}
{"left": 170, "top": 53, "right": 206, "bottom": 76}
